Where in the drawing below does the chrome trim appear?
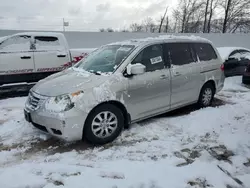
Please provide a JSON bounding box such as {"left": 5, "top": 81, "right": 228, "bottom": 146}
{"left": 26, "top": 91, "right": 48, "bottom": 111}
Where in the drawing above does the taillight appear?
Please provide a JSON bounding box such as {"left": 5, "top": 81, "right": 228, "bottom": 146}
{"left": 220, "top": 64, "right": 224, "bottom": 71}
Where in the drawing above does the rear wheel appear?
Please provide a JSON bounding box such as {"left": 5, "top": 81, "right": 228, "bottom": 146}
{"left": 84, "top": 104, "right": 124, "bottom": 145}
{"left": 198, "top": 83, "right": 215, "bottom": 108}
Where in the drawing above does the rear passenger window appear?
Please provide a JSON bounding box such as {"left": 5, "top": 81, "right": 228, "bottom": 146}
{"left": 132, "top": 44, "right": 164, "bottom": 72}
{"left": 194, "top": 43, "right": 217, "bottom": 61}
{"left": 34, "top": 36, "right": 60, "bottom": 50}
{"left": 166, "top": 43, "right": 195, "bottom": 66}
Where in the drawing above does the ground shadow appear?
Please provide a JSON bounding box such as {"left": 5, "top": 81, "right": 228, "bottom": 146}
{"left": 0, "top": 85, "right": 33, "bottom": 100}
{"left": 157, "top": 97, "right": 226, "bottom": 118}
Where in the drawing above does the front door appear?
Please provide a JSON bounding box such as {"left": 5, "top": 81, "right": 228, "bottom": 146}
{"left": 0, "top": 35, "right": 35, "bottom": 85}
{"left": 126, "top": 44, "right": 171, "bottom": 121}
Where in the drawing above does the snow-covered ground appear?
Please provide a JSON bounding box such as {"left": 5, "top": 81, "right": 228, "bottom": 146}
{"left": 0, "top": 76, "right": 250, "bottom": 188}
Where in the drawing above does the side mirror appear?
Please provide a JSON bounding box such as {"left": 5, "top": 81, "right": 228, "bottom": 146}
{"left": 127, "top": 63, "right": 146, "bottom": 75}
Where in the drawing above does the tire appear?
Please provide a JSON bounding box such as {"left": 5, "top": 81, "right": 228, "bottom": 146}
{"left": 198, "top": 82, "right": 215, "bottom": 108}
{"left": 84, "top": 104, "right": 124, "bottom": 145}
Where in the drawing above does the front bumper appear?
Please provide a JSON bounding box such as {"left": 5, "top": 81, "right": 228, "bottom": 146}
{"left": 24, "top": 105, "right": 88, "bottom": 142}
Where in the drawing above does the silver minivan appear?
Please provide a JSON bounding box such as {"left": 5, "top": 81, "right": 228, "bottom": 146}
{"left": 24, "top": 36, "right": 225, "bottom": 145}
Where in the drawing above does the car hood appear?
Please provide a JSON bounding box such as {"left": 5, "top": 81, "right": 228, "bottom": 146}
{"left": 32, "top": 68, "right": 110, "bottom": 96}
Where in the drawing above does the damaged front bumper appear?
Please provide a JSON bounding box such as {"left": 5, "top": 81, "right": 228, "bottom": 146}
{"left": 24, "top": 96, "right": 88, "bottom": 142}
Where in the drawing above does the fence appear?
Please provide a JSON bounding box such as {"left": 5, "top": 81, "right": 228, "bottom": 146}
{"left": 0, "top": 29, "right": 250, "bottom": 49}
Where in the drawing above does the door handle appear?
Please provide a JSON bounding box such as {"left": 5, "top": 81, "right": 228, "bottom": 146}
{"left": 160, "top": 75, "right": 168, "bottom": 79}
{"left": 57, "top": 54, "right": 66, "bottom": 58}
{"left": 174, "top": 72, "right": 181, "bottom": 77}
{"left": 20, "top": 56, "right": 31, "bottom": 59}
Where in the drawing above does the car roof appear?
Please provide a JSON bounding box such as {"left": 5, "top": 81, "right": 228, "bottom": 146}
{"left": 108, "top": 35, "right": 212, "bottom": 47}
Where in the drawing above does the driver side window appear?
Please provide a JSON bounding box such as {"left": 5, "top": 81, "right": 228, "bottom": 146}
{"left": 132, "top": 44, "right": 164, "bottom": 72}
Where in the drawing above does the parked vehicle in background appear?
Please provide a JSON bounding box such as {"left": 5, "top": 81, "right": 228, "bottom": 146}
{"left": 24, "top": 35, "right": 225, "bottom": 145}
{"left": 0, "top": 32, "right": 95, "bottom": 90}
{"left": 243, "top": 63, "right": 250, "bottom": 85}
{"left": 217, "top": 47, "right": 250, "bottom": 77}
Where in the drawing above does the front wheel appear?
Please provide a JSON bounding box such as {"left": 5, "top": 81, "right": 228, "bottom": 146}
{"left": 84, "top": 104, "right": 124, "bottom": 145}
{"left": 198, "top": 83, "right": 215, "bottom": 108}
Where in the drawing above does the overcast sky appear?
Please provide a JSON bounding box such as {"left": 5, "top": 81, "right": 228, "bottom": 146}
{"left": 0, "top": 0, "right": 177, "bottom": 31}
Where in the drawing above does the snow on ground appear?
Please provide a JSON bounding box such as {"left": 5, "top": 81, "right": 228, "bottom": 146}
{"left": 0, "top": 76, "right": 250, "bottom": 188}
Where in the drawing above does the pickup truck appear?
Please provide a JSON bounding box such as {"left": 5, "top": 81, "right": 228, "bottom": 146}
{"left": 0, "top": 32, "right": 95, "bottom": 90}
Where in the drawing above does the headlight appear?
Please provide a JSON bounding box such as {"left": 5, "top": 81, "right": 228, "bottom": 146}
{"left": 45, "top": 91, "right": 83, "bottom": 113}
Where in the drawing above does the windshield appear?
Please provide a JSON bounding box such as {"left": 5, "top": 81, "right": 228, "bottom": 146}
{"left": 74, "top": 44, "right": 135, "bottom": 74}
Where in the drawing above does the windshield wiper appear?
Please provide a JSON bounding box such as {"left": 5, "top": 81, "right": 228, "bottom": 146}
{"left": 90, "top": 71, "right": 101, "bottom": 75}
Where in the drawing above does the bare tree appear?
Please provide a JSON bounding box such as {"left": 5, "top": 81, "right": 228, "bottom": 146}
{"left": 159, "top": 6, "right": 168, "bottom": 33}
{"left": 127, "top": 0, "right": 250, "bottom": 34}
{"left": 207, "top": 0, "right": 219, "bottom": 33}
{"left": 107, "top": 28, "right": 114, "bottom": 32}
{"left": 130, "top": 23, "right": 143, "bottom": 32}
{"left": 121, "top": 29, "right": 129, "bottom": 32}
{"left": 203, "top": 0, "right": 210, "bottom": 33}
{"left": 221, "top": 0, "right": 250, "bottom": 33}
{"left": 99, "top": 28, "right": 105, "bottom": 32}
{"left": 172, "top": 9, "right": 183, "bottom": 33}
{"left": 165, "top": 16, "right": 169, "bottom": 33}
{"left": 222, "top": 0, "right": 232, "bottom": 33}
{"left": 143, "top": 17, "right": 156, "bottom": 32}
{"left": 173, "top": 0, "right": 205, "bottom": 33}
{"left": 185, "top": 0, "right": 204, "bottom": 32}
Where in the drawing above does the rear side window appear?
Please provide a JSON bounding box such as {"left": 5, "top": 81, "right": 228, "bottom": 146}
{"left": 166, "top": 43, "right": 195, "bottom": 66}
{"left": 194, "top": 43, "right": 217, "bottom": 61}
{"left": 34, "top": 36, "right": 61, "bottom": 50}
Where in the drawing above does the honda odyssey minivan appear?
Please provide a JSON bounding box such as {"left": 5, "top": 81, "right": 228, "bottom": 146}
{"left": 24, "top": 36, "right": 225, "bottom": 145}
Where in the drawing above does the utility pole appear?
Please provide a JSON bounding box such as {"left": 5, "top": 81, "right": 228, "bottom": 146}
{"left": 62, "top": 18, "right": 69, "bottom": 32}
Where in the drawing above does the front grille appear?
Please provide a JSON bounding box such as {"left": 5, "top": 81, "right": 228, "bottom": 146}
{"left": 27, "top": 91, "right": 47, "bottom": 111}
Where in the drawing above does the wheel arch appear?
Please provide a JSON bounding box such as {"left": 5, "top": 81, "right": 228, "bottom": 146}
{"left": 197, "top": 79, "right": 216, "bottom": 107}
{"left": 202, "top": 79, "right": 216, "bottom": 93}
{"left": 84, "top": 100, "right": 131, "bottom": 131}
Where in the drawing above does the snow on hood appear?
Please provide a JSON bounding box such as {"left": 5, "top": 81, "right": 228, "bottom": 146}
{"left": 32, "top": 68, "right": 109, "bottom": 97}
{"left": 217, "top": 47, "right": 250, "bottom": 62}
